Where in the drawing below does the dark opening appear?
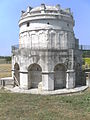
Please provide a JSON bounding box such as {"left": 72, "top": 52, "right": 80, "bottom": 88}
{"left": 67, "top": 23, "right": 69, "bottom": 27}
{"left": 28, "top": 64, "right": 42, "bottom": 88}
{"left": 27, "top": 22, "right": 30, "bottom": 27}
{"left": 47, "top": 22, "right": 49, "bottom": 25}
{"left": 14, "top": 63, "right": 20, "bottom": 86}
{"left": 54, "top": 64, "right": 66, "bottom": 89}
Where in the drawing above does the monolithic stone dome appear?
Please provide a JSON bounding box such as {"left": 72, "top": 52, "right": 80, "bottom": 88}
{"left": 19, "top": 4, "right": 74, "bottom": 27}
{"left": 19, "top": 4, "right": 76, "bottom": 50}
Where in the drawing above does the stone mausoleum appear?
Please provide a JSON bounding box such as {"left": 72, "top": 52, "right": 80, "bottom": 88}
{"left": 12, "top": 4, "right": 83, "bottom": 91}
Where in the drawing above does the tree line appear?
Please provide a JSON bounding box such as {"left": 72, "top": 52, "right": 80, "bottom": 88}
{"left": 0, "top": 56, "right": 11, "bottom": 63}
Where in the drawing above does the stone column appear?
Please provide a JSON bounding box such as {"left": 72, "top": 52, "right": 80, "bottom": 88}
{"left": 86, "top": 72, "right": 90, "bottom": 87}
{"left": 42, "top": 71, "right": 54, "bottom": 91}
{"left": 12, "top": 69, "right": 14, "bottom": 78}
{"left": 20, "top": 71, "right": 28, "bottom": 89}
{"left": 66, "top": 70, "right": 75, "bottom": 89}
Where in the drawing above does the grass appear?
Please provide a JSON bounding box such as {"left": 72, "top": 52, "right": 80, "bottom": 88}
{"left": 82, "top": 58, "right": 90, "bottom": 69}
{"left": 0, "top": 89, "right": 90, "bottom": 120}
{"left": 0, "top": 64, "right": 12, "bottom": 78}
{"left": 83, "top": 58, "right": 90, "bottom": 65}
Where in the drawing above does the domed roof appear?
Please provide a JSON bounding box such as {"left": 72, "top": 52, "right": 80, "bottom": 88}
{"left": 19, "top": 4, "right": 74, "bottom": 26}
{"left": 21, "top": 4, "right": 72, "bottom": 17}
{"left": 30, "top": 4, "right": 60, "bottom": 13}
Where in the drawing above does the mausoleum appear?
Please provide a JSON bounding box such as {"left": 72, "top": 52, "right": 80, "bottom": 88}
{"left": 12, "top": 4, "right": 83, "bottom": 91}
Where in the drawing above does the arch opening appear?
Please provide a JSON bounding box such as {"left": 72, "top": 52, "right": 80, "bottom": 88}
{"left": 54, "top": 64, "right": 66, "bottom": 89}
{"left": 28, "top": 64, "right": 42, "bottom": 88}
{"left": 14, "top": 63, "right": 20, "bottom": 85}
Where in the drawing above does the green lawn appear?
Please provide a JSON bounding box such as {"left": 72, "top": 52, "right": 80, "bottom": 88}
{"left": 0, "top": 89, "right": 90, "bottom": 120}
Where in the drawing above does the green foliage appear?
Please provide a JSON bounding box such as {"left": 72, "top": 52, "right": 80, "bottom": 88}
{"left": 5, "top": 56, "right": 11, "bottom": 62}
{"left": 83, "top": 58, "right": 90, "bottom": 65}
{"left": 0, "top": 56, "right": 11, "bottom": 64}
{"left": 82, "top": 50, "right": 90, "bottom": 58}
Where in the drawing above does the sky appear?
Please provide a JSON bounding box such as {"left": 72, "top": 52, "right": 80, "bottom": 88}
{"left": 0, "top": 0, "right": 90, "bottom": 56}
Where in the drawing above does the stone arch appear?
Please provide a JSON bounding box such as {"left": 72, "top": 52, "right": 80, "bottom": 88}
{"left": 28, "top": 63, "right": 42, "bottom": 88}
{"left": 54, "top": 64, "right": 66, "bottom": 89}
{"left": 14, "top": 63, "right": 20, "bottom": 85}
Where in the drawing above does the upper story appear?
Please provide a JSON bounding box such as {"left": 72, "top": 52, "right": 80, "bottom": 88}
{"left": 19, "top": 4, "right": 75, "bottom": 34}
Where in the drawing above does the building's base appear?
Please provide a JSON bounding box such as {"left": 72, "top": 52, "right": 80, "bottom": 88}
{"left": 4, "top": 86, "right": 88, "bottom": 95}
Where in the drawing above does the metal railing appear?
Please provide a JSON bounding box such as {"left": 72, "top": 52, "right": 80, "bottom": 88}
{"left": 12, "top": 43, "right": 77, "bottom": 51}
{"left": 12, "top": 44, "right": 90, "bottom": 53}
{"left": 79, "top": 45, "right": 90, "bottom": 50}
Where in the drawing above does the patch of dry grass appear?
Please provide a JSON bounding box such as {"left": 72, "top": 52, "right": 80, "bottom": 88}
{"left": 0, "top": 64, "right": 12, "bottom": 78}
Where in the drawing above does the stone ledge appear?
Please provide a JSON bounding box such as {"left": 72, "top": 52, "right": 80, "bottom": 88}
{"left": 4, "top": 86, "right": 88, "bottom": 95}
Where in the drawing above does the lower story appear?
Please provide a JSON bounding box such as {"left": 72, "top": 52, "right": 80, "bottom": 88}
{"left": 13, "top": 63, "right": 76, "bottom": 91}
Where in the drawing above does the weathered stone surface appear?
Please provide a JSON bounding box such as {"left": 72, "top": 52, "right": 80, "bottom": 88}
{"left": 12, "top": 4, "right": 84, "bottom": 91}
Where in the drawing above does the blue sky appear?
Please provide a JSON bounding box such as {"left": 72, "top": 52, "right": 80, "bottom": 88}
{"left": 0, "top": 0, "right": 90, "bottom": 56}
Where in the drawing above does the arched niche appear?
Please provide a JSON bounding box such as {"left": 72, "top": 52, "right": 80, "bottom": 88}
{"left": 54, "top": 64, "right": 66, "bottom": 89}
{"left": 28, "top": 63, "right": 42, "bottom": 88}
{"left": 14, "top": 63, "right": 20, "bottom": 85}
